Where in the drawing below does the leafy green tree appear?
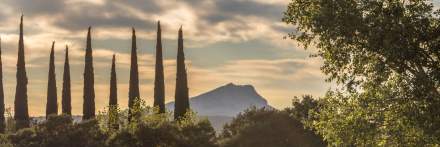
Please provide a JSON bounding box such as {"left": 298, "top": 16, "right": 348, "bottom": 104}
{"left": 46, "top": 41, "right": 58, "bottom": 118}
{"left": 219, "top": 107, "right": 325, "bottom": 147}
{"left": 14, "top": 15, "right": 29, "bottom": 129}
{"left": 62, "top": 45, "right": 71, "bottom": 115}
{"left": 83, "top": 27, "right": 95, "bottom": 120}
{"left": 287, "top": 95, "right": 320, "bottom": 122}
{"left": 174, "top": 26, "right": 190, "bottom": 120}
{"left": 283, "top": 0, "right": 440, "bottom": 145}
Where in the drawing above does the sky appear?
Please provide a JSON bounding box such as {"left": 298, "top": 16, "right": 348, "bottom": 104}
{"left": 0, "top": 0, "right": 333, "bottom": 116}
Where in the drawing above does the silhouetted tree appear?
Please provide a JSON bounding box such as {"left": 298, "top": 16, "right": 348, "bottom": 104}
{"left": 62, "top": 45, "right": 71, "bottom": 115}
{"left": 174, "top": 27, "right": 189, "bottom": 120}
{"left": 154, "top": 21, "right": 165, "bottom": 113}
{"left": 0, "top": 38, "right": 5, "bottom": 133}
{"left": 46, "top": 41, "right": 58, "bottom": 118}
{"left": 83, "top": 27, "right": 95, "bottom": 120}
{"left": 14, "top": 15, "right": 30, "bottom": 129}
{"left": 109, "top": 54, "right": 118, "bottom": 130}
{"left": 219, "top": 107, "right": 326, "bottom": 147}
{"left": 128, "top": 28, "right": 140, "bottom": 121}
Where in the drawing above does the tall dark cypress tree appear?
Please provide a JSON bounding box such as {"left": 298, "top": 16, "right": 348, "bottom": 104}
{"left": 83, "top": 27, "right": 95, "bottom": 120}
{"left": 0, "top": 38, "right": 5, "bottom": 133}
{"left": 128, "top": 28, "right": 140, "bottom": 121}
{"left": 14, "top": 15, "right": 30, "bottom": 129}
{"left": 46, "top": 41, "right": 58, "bottom": 118}
{"left": 154, "top": 21, "right": 165, "bottom": 113}
{"left": 109, "top": 54, "right": 118, "bottom": 130}
{"left": 62, "top": 45, "right": 71, "bottom": 115}
{"left": 174, "top": 26, "right": 190, "bottom": 120}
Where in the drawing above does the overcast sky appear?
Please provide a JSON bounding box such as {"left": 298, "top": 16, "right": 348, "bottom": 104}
{"left": 0, "top": 0, "right": 334, "bottom": 116}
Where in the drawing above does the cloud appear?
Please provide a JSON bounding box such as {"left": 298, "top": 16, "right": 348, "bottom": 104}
{"left": 54, "top": 1, "right": 159, "bottom": 31}
{"left": 0, "top": 0, "right": 332, "bottom": 115}
{"left": 4, "top": 0, "right": 65, "bottom": 16}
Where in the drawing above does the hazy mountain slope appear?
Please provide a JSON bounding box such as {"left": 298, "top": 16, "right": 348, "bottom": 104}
{"left": 166, "top": 83, "right": 272, "bottom": 117}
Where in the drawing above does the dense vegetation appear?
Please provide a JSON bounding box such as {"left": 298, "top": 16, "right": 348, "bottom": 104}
{"left": 284, "top": 0, "right": 440, "bottom": 146}
{"left": 0, "top": 98, "right": 323, "bottom": 147}
{"left": 219, "top": 105, "right": 325, "bottom": 147}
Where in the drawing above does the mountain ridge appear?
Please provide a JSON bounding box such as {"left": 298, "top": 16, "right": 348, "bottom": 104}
{"left": 166, "top": 83, "right": 273, "bottom": 117}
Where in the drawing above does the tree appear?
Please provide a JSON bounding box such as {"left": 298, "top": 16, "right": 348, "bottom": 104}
{"left": 219, "top": 107, "right": 325, "bottom": 147}
{"left": 107, "top": 104, "right": 217, "bottom": 147}
{"left": 128, "top": 28, "right": 140, "bottom": 122}
{"left": 174, "top": 27, "right": 189, "bottom": 120}
{"left": 283, "top": 0, "right": 440, "bottom": 145}
{"left": 62, "top": 45, "right": 71, "bottom": 115}
{"left": 83, "top": 27, "right": 95, "bottom": 120}
{"left": 287, "top": 95, "right": 320, "bottom": 121}
{"left": 0, "top": 38, "right": 5, "bottom": 133}
{"left": 154, "top": 21, "right": 165, "bottom": 113}
{"left": 46, "top": 41, "right": 58, "bottom": 118}
{"left": 14, "top": 15, "right": 29, "bottom": 129}
{"left": 8, "top": 115, "right": 107, "bottom": 147}
{"left": 108, "top": 54, "right": 118, "bottom": 130}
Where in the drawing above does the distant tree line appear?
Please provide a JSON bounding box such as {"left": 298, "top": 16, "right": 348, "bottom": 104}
{"left": 0, "top": 15, "right": 191, "bottom": 131}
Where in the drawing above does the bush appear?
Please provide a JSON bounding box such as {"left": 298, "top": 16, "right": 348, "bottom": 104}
{"left": 219, "top": 107, "right": 325, "bottom": 147}
{"left": 107, "top": 110, "right": 218, "bottom": 147}
{"left": 8, "top": 115, "right": 107, "bottom": 147}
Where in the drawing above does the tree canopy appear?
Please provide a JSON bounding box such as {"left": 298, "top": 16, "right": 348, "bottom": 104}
{"left": 283, "top": 0, "right": 440, "bottom": 145}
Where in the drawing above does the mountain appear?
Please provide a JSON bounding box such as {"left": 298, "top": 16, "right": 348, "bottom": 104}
{"left": 166, "top": 83, "right": 273, "bottom": 130}
{"left": 166, "top": 83, "right": 273, "bottom": 117}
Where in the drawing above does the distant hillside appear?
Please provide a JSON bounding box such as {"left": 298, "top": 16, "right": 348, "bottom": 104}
{"left": 166, "top": 83, "right": 273, "bottom": 117}
{"left": 166, "top": 83, "right": 273, "bottom": 130}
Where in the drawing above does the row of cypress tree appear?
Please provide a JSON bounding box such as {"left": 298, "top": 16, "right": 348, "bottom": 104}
{"left": 0, "top": 15, "right": 190, "bottom": 132}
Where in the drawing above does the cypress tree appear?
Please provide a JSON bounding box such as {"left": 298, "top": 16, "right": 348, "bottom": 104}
{"left": 154, "top": 21, "right": 165, "bottom": 113}
{"left": 174, "top": 26, "right": 190, "bottom": 120}
{"left": 46, "top": 41, "right": 58, "bottom": 118}
{"left": 128, "top": 28, "right": 140, "bottom": 121}
{"left": 14, "top": 15, "right": 30, "bottom": 129}
{"left": 109, "top": 54, "right": 118, "bottom": 130}
{"left": 62, "top": 45, "right": 71, "bottom": 115}
{"left": 0, "top": 38, "right": 5, "bottom": 133}
{"left": 83, "top": 27, "right": 95, "bottom": 120}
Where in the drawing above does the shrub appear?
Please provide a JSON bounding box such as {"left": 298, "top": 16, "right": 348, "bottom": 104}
{"left": 219, "top": 107, "right": 325, "bottom": 147}
{"left": 8, "top": 115, "right": 107, "bottom": 147}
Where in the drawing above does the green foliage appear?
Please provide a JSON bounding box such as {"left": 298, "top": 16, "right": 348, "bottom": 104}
{"left": 287, "top": 95, "right": 320, "bottom": 122}
{"left": 105, "top": 99, "right": 217, "bottom": 147}
{"left": 0, "top": 134, "right": 12, "bottom": 147}
{"left": 5, "top": 101, "right": 217, "bottom": 147}
{"left": 8, "top": 115, "right": 107, "bottom": 147}
{"left": 5, "top": 107, "right": 16, "bottom": 134}
{"left": 219, "top": 107, "right": 325, "bottom": 147}
{"left": 283, "top": 0, "right": 440, "bottom": 145}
